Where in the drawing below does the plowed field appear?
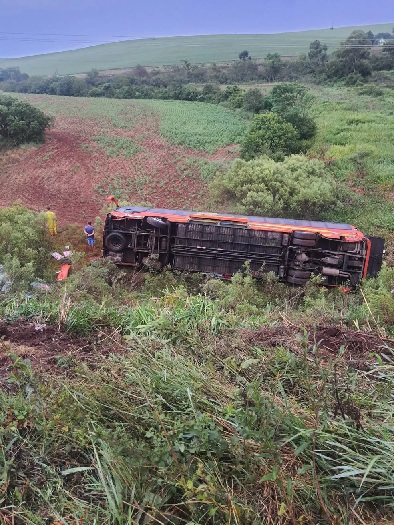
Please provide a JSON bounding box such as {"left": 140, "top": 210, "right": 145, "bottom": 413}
{"left": 0, "top": 95, "right": 246, "bottom": 224}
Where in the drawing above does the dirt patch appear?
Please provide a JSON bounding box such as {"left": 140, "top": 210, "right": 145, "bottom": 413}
{"left": 0, "top": 98, "right": 239, "bottom": 226}
{"left": 0, "top": 320, "right": 124, "bottom": 387}
{"left": 241, "top": 324, "right": 394, "bottom": 366}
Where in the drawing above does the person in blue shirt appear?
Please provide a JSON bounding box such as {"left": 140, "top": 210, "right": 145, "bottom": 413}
{"left": 84, "top": 222, "right": 95, "bottom": 250}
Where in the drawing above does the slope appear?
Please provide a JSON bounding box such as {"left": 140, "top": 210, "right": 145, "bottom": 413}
{"left": 0, "top": 94, "right": 245, "bottom": 224}
{"left": 0, "top": 23, "right": 392, "bottom": 76}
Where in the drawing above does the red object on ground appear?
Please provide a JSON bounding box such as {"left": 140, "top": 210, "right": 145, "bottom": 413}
{"left": 106, "top": 195, "right": 119, "bottom": 207}
{"left": 57, "top": 264, "right": 71, "bottom": 281}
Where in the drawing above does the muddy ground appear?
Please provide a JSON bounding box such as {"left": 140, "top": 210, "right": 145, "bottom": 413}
{"left": 1, "top": 320, "right": 393, "bottom": 388}
{"left": 0, "top": 320, "right": 125, "bottom": 388}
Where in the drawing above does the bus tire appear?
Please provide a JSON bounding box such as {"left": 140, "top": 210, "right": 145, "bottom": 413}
{"left": 293, "top": 231, "right": 317, "bottom": 241}
{"left": 105, "top": 232, "right": 127, "bottom": 252}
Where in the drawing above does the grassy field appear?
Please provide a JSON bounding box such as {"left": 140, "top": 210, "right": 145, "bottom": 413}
{"left": 309, "top": 85, "right": 394, "bottom": 238}
{"left": 1, "top": 248, "right": 394, "bottom": 524}
{"left": 0, "top": 23, "right": 393, "bottom": 76}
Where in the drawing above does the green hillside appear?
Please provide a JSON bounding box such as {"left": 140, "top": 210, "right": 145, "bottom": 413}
{"left": 0, "top": 23, "right": 392, "bottom": 76}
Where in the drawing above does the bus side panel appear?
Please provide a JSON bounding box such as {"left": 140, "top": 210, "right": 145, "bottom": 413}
{"left": 171, "top": 222, "right": 286, "bottom": 276}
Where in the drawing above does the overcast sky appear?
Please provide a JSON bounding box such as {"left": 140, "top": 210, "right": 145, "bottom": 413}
{"left": 0, "top": 0, "right": 392, "bottom": 58}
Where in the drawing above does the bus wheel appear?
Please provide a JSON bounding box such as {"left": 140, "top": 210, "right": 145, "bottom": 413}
{"left": 105, "top": 232, "right": 127, "bottom": 252}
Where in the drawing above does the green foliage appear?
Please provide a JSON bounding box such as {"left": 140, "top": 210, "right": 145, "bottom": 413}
{"left": 268, "top": 83, "right": 317, "bottom": 144}
{"left": 211, "top": 154, "right": 337, "bottom": 219}
{"left": 240, "top": 112, "right": 299, "bottom": 160}
{"left": 242, "top": 88, "right": 266, "bottom": 113}
{"left": 0, "top": 95, "right": 52, "bottom": 145}
{"left": 148, "top": 99, "right": 247, "bottom": 152}
{"left": 268, "top": 83, "right": 314, "bottom": 114}
{"left": 327, "top": 31, "right": 372, "bottom": 80}
{"left": 0, "top": 204, "right": 53, "bottom": 289}
{"left": 308, "top": 40, "right": 328, "bottom": 68}
{"left": 93, "top": 135, "right": 141, "bottom": 158}
{"left": 64, "top": 258, "right": 124, "bottom": 301}
{"left": 238, "top": 49, "right": 250, "bottom": 61}
{"left": 265, "top": 52, "right": 283, "bottom": 81}
{"left": 1, "top": 277, "right": 393, "bottom": 523}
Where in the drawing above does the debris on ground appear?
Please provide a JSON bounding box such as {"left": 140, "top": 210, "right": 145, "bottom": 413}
{"left": 56, "top": 264, "right": 71, "bottom": 281}
{"left": 30, "top": 281, "right": 50, "bottom": 291}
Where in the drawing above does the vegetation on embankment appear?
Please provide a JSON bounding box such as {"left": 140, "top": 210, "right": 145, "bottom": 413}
{"left": 0, "top": 207, "right": 394, "bottom": 523}
{"left": 2, "top": 37, "right": 394, "bottom": 522}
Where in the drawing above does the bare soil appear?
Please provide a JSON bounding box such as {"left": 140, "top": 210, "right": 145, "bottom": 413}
{"left": 0, "top": 110, "right": 238, "bottom": 225}
{"left": 241, "top": 324, "right": 394, "bottom": 369}
{"left": 0, "top": 320, "right": 124, "bottom": 387}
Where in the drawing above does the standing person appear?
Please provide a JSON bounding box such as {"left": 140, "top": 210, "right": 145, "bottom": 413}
{"left": 45, "top": 206, "right": 57, "bottom": 236}
{"left": 84, "top": 221, "right": 95, "bottom": 250}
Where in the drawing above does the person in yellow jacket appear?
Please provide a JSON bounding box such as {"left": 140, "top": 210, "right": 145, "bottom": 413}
{"left": 45, "top": 206, "right": 57, "bottom": 236}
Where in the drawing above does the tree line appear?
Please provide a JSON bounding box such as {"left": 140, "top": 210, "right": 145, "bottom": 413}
{"left": 1, "top": 30, "right": 394, "bottom": 103}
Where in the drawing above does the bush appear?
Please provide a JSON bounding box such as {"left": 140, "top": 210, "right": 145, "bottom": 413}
{"left": 211, "top": 154, "right": 338, "bottom": 219}
{"left": 267, "top": 83, "right": 317, "bottom": 144}
{"left": 0, "top": 204, "right": 54, "bottom": 289}
{"left": 0, "top": 95, "right": 53, "bottom": 145}
{"left": 240, "top": 112, "right": 299, "bottom": 160}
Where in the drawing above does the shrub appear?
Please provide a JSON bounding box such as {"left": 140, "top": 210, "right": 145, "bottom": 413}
{"left": 267, "top": 83, "right": 317, "bottom": 144}
{"left": 211, "top": 154, "right": 338, "bottom": 219}
{"left": 0, "top": 204, "right": 54, "bottom": 289}
{"left": 240, "top": 112, "right": 299, "bottom": 160}
{"left": 0, "top": 95, "right": 53, "bottom": 145}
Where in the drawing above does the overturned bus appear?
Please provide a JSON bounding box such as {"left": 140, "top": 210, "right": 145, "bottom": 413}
{"left": 102, "top": 205, "right": 384, "bottom": 287}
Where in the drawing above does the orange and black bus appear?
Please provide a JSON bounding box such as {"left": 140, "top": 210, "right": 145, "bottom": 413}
{"left": 103, "top": 205, "right": 384, "bottom": 286}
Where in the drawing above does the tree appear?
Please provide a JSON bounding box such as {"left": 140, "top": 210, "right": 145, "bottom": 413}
{"left": 239, "top": 50, "right": 250, "bottom": 61}
{"left": 0, "top": 96, "right": 53, "bottom": 145}
{"left": 308, "top": 40, "right": 328, "bottom": 68}
{"left": 267, "top": 83, "right": 317, "bottom": 143}
{"left": 240, "top": 112, "right": 299, "bottom": 161}
{"left": 265, "top": 53, "right": 283, "bottom": 81}
{"left": 268, "top": 83, "right": 313, "bottom": 115}
{"left": 327, "top": 30, "right": 372, "bottom": 80}
{"left": 86, "top": 68, "right": 99, "bottom": 86}
{"left": 211, "top": 155, "right": 337, "bottom": 219}
{"left": 242, "top": 88, "right": 266, "bottom": 113}
{"left": 0, "top": 204, "right": 54, "bottom": 289}
{"left": 0, "top": 67, "right": 29, "bottom": 83}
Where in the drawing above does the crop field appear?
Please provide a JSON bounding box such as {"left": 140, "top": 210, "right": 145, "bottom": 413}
{"left": 0, "top": 94, "right": 245, "bottom": 224}
{"left": 0, "top": 23, "right": 392, "bottom": 76}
